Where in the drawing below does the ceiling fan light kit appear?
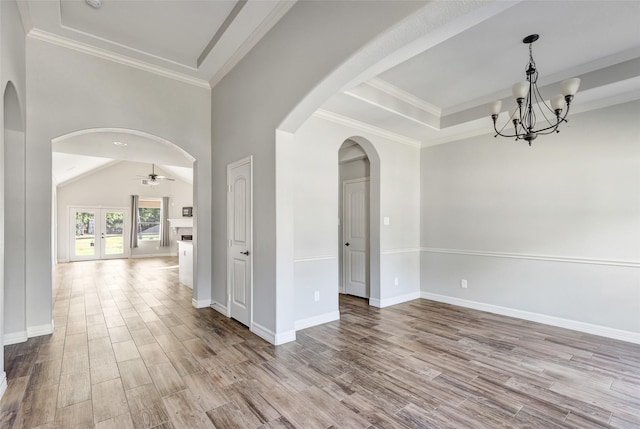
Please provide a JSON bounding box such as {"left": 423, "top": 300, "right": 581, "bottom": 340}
{"left": 139, "top": 164, "right": 175, "bottom": 186}
{"left": 491, "top": 34, "right": 580, "bottom": 146}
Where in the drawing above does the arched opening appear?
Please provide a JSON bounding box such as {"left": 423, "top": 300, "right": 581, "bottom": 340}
{"left": 3, "top": 81, "right": 27, "bottom": 345}
{"left": 338, "top": 136, "right": 381, "bottom": 305}
{"left": 51, "top": 128, "right": 199, "bottom": 296}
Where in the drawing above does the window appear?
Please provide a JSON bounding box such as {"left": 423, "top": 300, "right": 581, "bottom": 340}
{"left": 137, "top": 198, "right": 162, "bottom": 241}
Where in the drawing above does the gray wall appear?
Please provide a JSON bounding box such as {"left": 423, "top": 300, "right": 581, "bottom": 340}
{"left": 25, "top": 38, "right": 211, "bottom": 324}
{"left": 211, "top": 1, "right": 426, "bottom": 338}
{"left": 1, "top": 0, "right": 27, "bottom": 387}
{"left": 421, "top": 100, "right": 640, "bottom": 335}
{"left": 292, "top": 115, "right": 421, "bottom": 327}
{"left": 2, "top": 0, "right": 27, "bottom": 345}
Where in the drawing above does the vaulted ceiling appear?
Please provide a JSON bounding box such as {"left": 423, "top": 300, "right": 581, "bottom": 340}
{"left": 17, "top": 1, "right": 640, "bottom": 182}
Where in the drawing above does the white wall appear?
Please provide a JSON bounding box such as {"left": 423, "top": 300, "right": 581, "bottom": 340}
{"left": 292, "top": 115, "right": 421, "bottom": 327}
{"left": 421, "top": 100, "right": 640, "bottom": 340}
{"left": 1, "top": 0, "right": 27, "bottom": 396}
{"left": 211, "top": 0, "right": 426, "bottom": 341}
{"left": 56, "top": 161, "right": 192, "bottom": 262}
{"left": 26, "top": 38, "right": 211, "bottom": 325}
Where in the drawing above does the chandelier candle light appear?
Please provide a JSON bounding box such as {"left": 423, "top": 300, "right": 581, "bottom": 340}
{"left": 491, "top": 34, "right": 580, "bottom": 146}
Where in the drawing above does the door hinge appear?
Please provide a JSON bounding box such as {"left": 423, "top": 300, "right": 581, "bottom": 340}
{"left": 227, "top": 185, "right": 232, "bottom": 193}
{"left": 228, "top": 240, "right": 232, "bottom": 248}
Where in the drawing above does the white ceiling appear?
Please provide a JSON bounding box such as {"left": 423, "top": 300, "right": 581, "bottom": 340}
{"left": 25, "top": 1, "right": 640, "bottom": 183}
{"left": 321, "top": 0, "right": 640, "bottom": 147}
{"left": 52, "top": 130, "right": 193, "bottom": 186}
{"left": 21, "top": 0, "right": 295, "bottom": 87}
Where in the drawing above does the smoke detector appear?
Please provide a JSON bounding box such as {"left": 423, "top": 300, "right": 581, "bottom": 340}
{"left": 86, "top": 0, "right": 102, "bottom": 9}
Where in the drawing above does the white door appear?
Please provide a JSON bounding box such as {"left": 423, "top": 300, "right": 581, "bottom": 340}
{"left": 227, "top": 157, "right": 252, "bottom": 327}
{"left": 70, "top": 207, "right": 128, "bottom": 261}
{"left": 343, "top": 178, "right": 369, "bottom": 298}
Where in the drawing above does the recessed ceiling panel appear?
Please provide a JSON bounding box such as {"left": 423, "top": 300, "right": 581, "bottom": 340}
{"left": 322, "top": 93, "right": 440, "bottom": 141}
{"left": 378, "top": 1, "right": 640, "bottom": 112}
{"left": 60, "top": 0, "right": 237, "bottom": 67}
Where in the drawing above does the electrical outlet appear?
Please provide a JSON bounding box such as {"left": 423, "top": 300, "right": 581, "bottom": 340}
{"left": 314, "top": 291, "right": 320, "bottom": 302}
{"left": 394, "top": 277, "right": 399, "bottom": 286}
{"left": 461, "top": 279, "right": 468, "bottom": 289}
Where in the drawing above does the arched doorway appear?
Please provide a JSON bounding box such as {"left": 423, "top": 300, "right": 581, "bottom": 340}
{"left": 339, "top": 140, "right": 370, "bottom": 298}
{"left": 3, "top": 81, "right": 27, "bottom": 345}
{"left": 338, "top": 136, "right": 381, "bottom": 305}
{"left": 51, "top": 128, "right": 199, "bottom": 295}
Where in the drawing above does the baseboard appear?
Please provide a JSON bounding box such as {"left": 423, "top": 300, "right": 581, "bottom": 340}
{"left": 251, "top": 322, "right": 296, "bottom": 345}
{"left": 295, "top": 311, "right": 340, "bottom": 331}
{"left": 130, "top": 253, "right": 175, "bottom": 259}
{"left": 421, "top": 292, "right": 640, "bottom": 345}
{"left": 369, "top": 291, "right": 421, "bottom": 308}
{"left": 210, "top": 300, "right": 228, "bottom": 317}
{"left": 191, "top": 298, "right": 211, "bottom": 309}
{"left": 3, "top": 331, "right": 28, "bottom": 345}
{"left": 0, "top": 372, "right": 7, "bottom": 400}
{"left": 27, "top": 320, "right": 54, "bottom": 338}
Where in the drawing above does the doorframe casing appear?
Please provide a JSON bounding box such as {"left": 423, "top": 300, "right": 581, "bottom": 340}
{"left": 226, "top": 155, "right": 254, "bottom": 328}
{"left": 337, "top": 136, "right": 381, "bottom": 306}
{"left": 68, "top": 205, "right": 130, "bottom": 261}
{"left": 341, "top": 177, "right": 370, "bottom": 297}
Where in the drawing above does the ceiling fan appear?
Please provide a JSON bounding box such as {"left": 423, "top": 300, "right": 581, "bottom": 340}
{"left": 138, "top": 164, "right": 175, "bottom": 186}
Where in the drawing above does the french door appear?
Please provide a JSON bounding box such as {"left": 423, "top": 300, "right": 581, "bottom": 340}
{"left": 70, "top": 207, "right": 128, "bottom": 261}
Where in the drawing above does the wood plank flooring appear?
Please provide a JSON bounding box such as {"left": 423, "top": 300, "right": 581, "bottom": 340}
{"left": 1, "top": 257, "right": 639, "bottom": 428}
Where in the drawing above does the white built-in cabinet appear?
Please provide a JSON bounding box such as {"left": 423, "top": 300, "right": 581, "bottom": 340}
{"left": 178, "top": 240, "right": 193, "bottom": 288}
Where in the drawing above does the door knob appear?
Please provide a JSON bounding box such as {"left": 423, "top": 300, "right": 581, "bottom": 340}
{"left": 240, "top": 251, "right": 250, "bottom": 256}
{"left": 345, "top": 242, "right": 350, "bottom": 246}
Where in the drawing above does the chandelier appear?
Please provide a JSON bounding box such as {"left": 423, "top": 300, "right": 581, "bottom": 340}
{"left": 490, "top": 34, "right": 580, "bottom": 145}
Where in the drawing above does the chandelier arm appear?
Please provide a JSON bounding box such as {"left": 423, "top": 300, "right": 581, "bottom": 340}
{"left": 533, "top": 100, "right": 572, "bottom": 135}
{"left": 492, "top": 108, "right": 525, "bottom": 139}
{"left": 492, "top": 116, "right": 521, "bottom": 139}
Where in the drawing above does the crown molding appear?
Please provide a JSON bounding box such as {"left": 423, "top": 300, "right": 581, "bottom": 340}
{"left": 16, "top": 0, "right": 33, "bottom": 35}
{"left": 209, "top": 1, "right": 296, "bottom": 88}
{"left": 422, "top": 126, "right": 492, "bottom": 147}
{"left": 367, "top": 78, "right": 441, "bottom": 116}
{"left": 28, "top": 29, "right": 211, "bottom": 89}
{"left": 313, "top": 109, "right": 422, "bottom": 148}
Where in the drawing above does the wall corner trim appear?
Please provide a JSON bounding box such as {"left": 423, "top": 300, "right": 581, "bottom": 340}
{"left": 0, "top": 372, "right": 7, "bottom": 401}
{"left": 294, "top": 311, "right": 340, "bottom": 331}
{"left": 370, "top": 291, "right": 421, "bottom": 308}
{"left": 210, "top": 301, "right": 228, "bottom": 316}
{"left": 251, "top": 322, "right": 296, "bottom": 345}
{"left": 192, "top": 298, "right": 211, "bottom": 309}
{"left": 421, "top": 292, "right": 640, "bottom": 345}
{"left": 27, "top": 320, "right": 54, "bottom": 338}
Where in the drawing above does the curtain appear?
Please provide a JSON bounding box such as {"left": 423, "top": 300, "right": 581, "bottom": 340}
{"left": 160, "top": 196, "right": 170, "bottom": 247}
{"left": 130, "top": 195, "right": 139, "bottom": 249}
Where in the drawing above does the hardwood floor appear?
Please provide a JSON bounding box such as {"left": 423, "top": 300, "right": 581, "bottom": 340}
{"left": 1, "top": 257, "right": 639, "bottom": 428}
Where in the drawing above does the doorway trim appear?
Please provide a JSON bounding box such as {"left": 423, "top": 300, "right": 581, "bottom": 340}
{"left": 339, "top": 136, "right": 381, "bottom": 306}
{"left": 342, "top": 177, "right": 370, "bottom": 298}
{"left": 226, "top": 155, "right": 254, "bottom": 328}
